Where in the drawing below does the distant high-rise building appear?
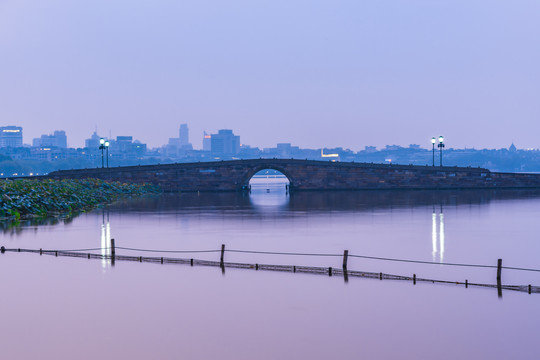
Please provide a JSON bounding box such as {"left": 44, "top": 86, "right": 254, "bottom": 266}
{"left": 32, "top": 130, "right": 67, "bottom": 148}
{"left": 179, "top": 124, "right": 189, "bottom": 147}
{"left": 202, "top": 131, "right": 211, "bottom": 151}
{"left": 85, "top": 131, "right": 102, "bottom": 149}
{"left": 108, "top": 136, "right": 147, "bottom": 159}
{"left": 210, "top": 129, "right": 240, "bottom": 156}
{"left": 276, "top": 143, "right": 299, "bottom": 157}
{"left": 115, "top": 136, "right": 133, "bottom": 151}
{"left": 0, "top": 126, "right": 23, "bottom": 148}
{"left": 116, "top": 135, "right": 133, "bottom": 143}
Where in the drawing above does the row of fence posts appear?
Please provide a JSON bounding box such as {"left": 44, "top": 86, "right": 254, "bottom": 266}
{"left": 1, "top": 242, "right": 529, "bottom": 296}
{"left": 214, "top": 246, "right": 508, "bottom": 296}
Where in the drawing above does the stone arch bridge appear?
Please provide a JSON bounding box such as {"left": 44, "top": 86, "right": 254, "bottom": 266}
{"left": 47, "top": 159, "right": 540, "bottom": 192}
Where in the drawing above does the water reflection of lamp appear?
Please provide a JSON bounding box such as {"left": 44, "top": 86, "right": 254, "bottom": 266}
{"left": 439, "top": 207, "right": 445, "bottom": 262}
{"left": 431, "top": 205, "right": 445, "bottom": 262}
{"left": 101, "top": 210, "right": 112, "bottom": 269}
{"left": 432, "top": 210, "right": 437, "bottom": 260}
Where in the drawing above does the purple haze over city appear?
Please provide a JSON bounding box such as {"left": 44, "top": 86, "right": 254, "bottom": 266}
{"left": 0, "top": 0, "right": 538, "bottom": 150}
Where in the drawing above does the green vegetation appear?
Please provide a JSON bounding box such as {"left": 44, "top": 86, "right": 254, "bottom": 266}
{"left": 0, "top": 178, "right": 159, "bottom": 223}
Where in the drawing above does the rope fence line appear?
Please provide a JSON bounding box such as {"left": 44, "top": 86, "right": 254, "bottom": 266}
{"left": 33, "top": 245, "right": 540, "bottom": 273}
{"left": 348, "top": 254, "right": 499, "bottom": 270}
{"left": 1, "top": 245, "right": 538, "bottom": 296}
{"left": 116, "top": 246, "right": 222, "bottom": 254}
{"left": 226, "top": 249, "right": 342, "bottom": 257}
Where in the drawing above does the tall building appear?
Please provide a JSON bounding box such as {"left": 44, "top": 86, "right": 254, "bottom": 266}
{"left": 85, "top": 131, "right": 102, "bottom": 149}
{"left": 0, "top": 126, "right": 23, "bottom": 148}
{"left": 115, "top": 136, "right": 134, "bottom": 152}
{"left": 179, "top": 124, "right": 189, "bottom": 147}
{"left": 32, "top": 130, "right": 67, "bottom": 148}
{"left": 210, "top": 129, "right": 240, "bottom": 156}
{"left": 109, "top": 135, "right": 147, "bottom": 158}
{"left": 202, "top": 131, "right": 211, "bottom": 151}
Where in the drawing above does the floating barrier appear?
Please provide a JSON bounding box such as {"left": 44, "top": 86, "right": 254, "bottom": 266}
{"left": 1, "top": 244, "right": 538, "bottom": 296}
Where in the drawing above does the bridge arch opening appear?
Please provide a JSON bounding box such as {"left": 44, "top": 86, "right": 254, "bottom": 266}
{"left": 248, "top": 169, "right": 290, "bottom": 193}
{"left": 248, "top": 168, "right": 290, "bottom": 208}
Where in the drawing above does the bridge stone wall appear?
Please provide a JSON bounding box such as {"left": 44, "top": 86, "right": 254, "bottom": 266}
{"left": 46, "top": 159, "right": 540, "bottom": 192}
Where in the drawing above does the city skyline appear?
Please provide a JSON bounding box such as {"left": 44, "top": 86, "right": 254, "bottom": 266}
{"left": 1, "top": 1, "right": 538, "bottom": 150}
{"left": 0, "top": 123, "right": 528, "bottom": 151}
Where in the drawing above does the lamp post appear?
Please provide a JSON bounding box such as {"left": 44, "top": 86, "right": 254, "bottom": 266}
{"left": 99, "top": 138, "right": 105, "bottom": 168}
{"left": 438, "top": 136, "right": 445, "bottom": 167}
{"left": 431, "top": 137, "right": 436, "bottom": 167}
{"left": 105, "top": 141, "right": 110, "bottom": 168}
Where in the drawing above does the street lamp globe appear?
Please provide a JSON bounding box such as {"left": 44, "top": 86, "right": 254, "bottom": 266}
{"left": 431, "top": 137, "right": 436, "bottom": 144}
{"left": 105, "top": 141, "right": 109, "bottom": 147}
{"left": 100, "top": 138, "right": 105, "bottom": 145}
{"left": 439, "top": 136, "right": 444, "bottom": 143}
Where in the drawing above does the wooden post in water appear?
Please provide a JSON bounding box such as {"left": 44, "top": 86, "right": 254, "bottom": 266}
{"left": 190, "top": 258, "right": 193, "bottom": 266}
{"left": 342, "top": 250, "right": 348, "bottom": 269}
{"left": 413, "top": 274, "right": 416, "bottom": 285}
{"left": 0, "top": 246, "right": 5, "bottom": 254}
{"left": 497, "top": 259, "right": 503, "bottom": 298}
{"left": 329, "top": 267, "right": 332, "bottom": 276}
{"left": 465, "top": 280, "right": 468, "bottom": 288}
{"left": 220, "top": 244, "right": 225, "bottom": 268}
{"left": 529, "top": 285, "right": 532, "bottom": 294}
{"left": 111, "top": 238, "right": 116, "bottom": 259}
{"left": 110, "top": 238, "right": 115, "bottom": 266}
{"left": 342, "top": 250, "right": 349, "bottom": 283}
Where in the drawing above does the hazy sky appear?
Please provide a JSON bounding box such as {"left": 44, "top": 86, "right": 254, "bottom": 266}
{"left": 0, "top": 1, "right": 538, "bottom": 150}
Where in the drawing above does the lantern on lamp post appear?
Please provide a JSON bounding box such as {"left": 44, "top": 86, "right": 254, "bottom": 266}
{"left": 105, "top": 141, "right": 110, "bottom": 168}
{"left": 99, "top": 138, "right": 106, "bottom": 168}
{"left": 438, "top": 136, "right": 445, "bottom": 167}
{"left": 431, "top": 137, "right": 436, "bottom": 167}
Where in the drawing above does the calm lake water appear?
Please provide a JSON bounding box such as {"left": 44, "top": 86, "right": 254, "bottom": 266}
{"left": 1, "top": 176, "right": 539, "bottom": 359}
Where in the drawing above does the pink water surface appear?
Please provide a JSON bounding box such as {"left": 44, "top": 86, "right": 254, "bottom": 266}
{"left": 1, "top": 186, "right": 539, "bottom": 359}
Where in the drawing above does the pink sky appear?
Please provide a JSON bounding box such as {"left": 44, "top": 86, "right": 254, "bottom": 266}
{"left": 0, "top": 0, "right": 538, "bottom": 150}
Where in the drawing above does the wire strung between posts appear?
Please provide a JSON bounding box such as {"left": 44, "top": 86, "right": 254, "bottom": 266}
{"left": 227, "top": 249, "right": 342, "bottom": 257}
{"left": 2, "top": 247, "right": 538, "bottom": 295}
{"left": 38, "top": 247, "right": 105, "bottom": 253}
{"left": 347, "top": 254, "right": 540, "bottom": 273}
{"left": 15, "top": 245, "right": 540, "bottom": 273}
{"left": 348, "top": 254, "right": 497, "bottom": 269}
{"left": 116, "top": 246, "right": 221, "bottom": 254}
{"left": 501, "top": 266, "right": 540, "bottom": 273}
